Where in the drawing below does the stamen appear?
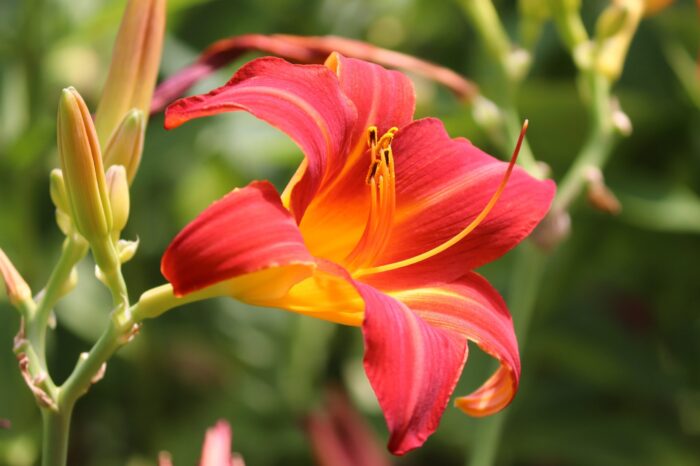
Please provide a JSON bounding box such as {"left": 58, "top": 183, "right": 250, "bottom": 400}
{"left": 345, "top": 127, "right": 399, "bottom": 270}
{"left": 367, "top": 126, "right": 378, "bottom": 147}
{"left": 354, "top": 120, "right": 529, "bottom": 277}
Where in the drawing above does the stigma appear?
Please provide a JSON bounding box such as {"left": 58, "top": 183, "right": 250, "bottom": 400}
{"left": 345, "top": 126, "right": 398, "bottom": 271}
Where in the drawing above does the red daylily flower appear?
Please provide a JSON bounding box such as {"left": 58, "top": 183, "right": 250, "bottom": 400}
{"left": 162, "top": 53, "right": 555, "bottom": 454}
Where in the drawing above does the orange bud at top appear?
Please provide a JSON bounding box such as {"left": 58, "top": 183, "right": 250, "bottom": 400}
{"left": 58, "top": 87, "right": 112, "bottom": 241}
{"left": 0, "top": 248, "right": 32, "bottom": 307}
{"left": 94, "top": 0, "right": 166, "bottom": 145}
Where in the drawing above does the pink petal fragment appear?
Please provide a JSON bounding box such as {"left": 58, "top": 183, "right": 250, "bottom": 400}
{"left": 356, "top": 283, "right": 467, "bottom": 455}
{"left": 165, "top": 57, "right": 356, "bottom": 220}
{"left": 393, "top": 272, "right": 520, "bottom": 417}
{"left": 364, "top": 118, "right": 555, "bottom": 289}
{"left": 161, "top": 181, "right": 314, "bottom": 297}
{"left": 199, "top": 420, "right": 234, "bottom": 466}
{"left": 306, "top": 388, "right": 391, "bottom": 466}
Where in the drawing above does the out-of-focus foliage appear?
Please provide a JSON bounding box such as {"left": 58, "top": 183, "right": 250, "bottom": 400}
{"left": 0, "top": 0, "right": 698, "bottom": 465}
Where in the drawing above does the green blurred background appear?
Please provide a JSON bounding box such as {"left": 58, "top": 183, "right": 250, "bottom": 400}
{"left": 1, "top": 0, "right": 699, "bottom": 464}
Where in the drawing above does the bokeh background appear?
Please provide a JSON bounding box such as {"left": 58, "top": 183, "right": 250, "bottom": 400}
{"left": 1, "top": 0, "right": 699, "bottom": 465}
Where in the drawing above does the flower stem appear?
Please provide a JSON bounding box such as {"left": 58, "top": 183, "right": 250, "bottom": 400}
{"left": 40, "top": 407, "right": 73, "bottom": 466}
{"left": 551, "top": 73, "right": 614, "bottom": 214}
{"left": 29, "top": 236, "right": 88, "bottom": 366}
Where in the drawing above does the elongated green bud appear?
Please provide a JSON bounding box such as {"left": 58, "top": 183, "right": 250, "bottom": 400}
{"left": 94, "top": 0, "right": 166, "bottom": 145}
{"left": 105, "top": 165, "right": 130, "bottom": 236}
{"left": 103, "top": 109, "right": 145, "bottom": 184}
{"left": 57, "top": 87, "right": 112, "bottom": 242}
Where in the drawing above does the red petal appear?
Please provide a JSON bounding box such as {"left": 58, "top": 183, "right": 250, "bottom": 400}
{"left": 392, "top": 272, "right": 520, "bottom": 417}
{"left": 165, "top": 57, "right": 356, "bottom": 220}
{"left": 363, "top": 118, "right": 555, "bottom": 289}
{"left": 161, "top": 181, "right": 314, "bottom": 297}
{"left": 357, "top": 283, "right": 467, "bottom": 455}
{"left": 298, "top": 54, "right": 415, "bottom": 263}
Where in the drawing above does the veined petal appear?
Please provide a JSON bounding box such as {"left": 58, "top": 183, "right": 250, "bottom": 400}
{"left": 390, "top": 272, "right": 520, "bottom": 417}
{"left": 165, "top": 57, "right": 356, "bottom": 220}
{"left": 298, "top": 54, "right": 415, "bottom": 263}
{"left": 161, "top": 181, "right": 315, "bottom": 300}
{"left": 357, "top": 283, "right": 467, "bottom": 455}
{"left": 362, "top": 118, "right": 555, "bottom": 289}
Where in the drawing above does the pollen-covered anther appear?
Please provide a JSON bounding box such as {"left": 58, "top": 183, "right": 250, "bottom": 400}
{"left": 346, "top": 127, "right": 399, "bottom": 271}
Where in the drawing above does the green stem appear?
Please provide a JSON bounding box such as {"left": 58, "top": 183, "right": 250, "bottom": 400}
{"left": 60, "top": 320, "right": 124, "bottom": 407}
{"left": 29, "top": 236, "right": 88, "bottom": 365}
{"left": 91, "top": 238, "right": 129, "bottom": 308}
{"left": 468, "top": 242, "right": 547, "bottom": 466}
{"left": 36, "top": 283, "right": 203, "bottom": 466}
{"left": 460, "top": 0, "right": 542, "bottom": 178}
{"left": 552, "top": 73, "right": 613, "bottom": 213}
{"left": 40, "top": 407, "right": 72, "bottom": 466}
{"left": 460, "top": 0, "right": 512, "bottom": 68}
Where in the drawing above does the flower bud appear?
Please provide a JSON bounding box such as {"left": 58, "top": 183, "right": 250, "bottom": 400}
{"left": 0, "top": 248, "right": 32, "bottom": 308}
{"left": 595, "top": 4, "right": 629, "bottom": 43}
{"left": 57, "top": 87, "right": 112, "bottom": 241}
{"left": 94, "top": 0, "right": 166, "bottom": 145}
{"left": 594, "top": 0, "right": 644, "bottom": 82}
{"left": 106, "top": 165, "right": 130, "bottom": 236}
{"left": 103, "top": 109, "right": 145, "bottom": 185}
{"left": 50, "top": 169, "right": 76, "bottom": 235}
{"left": 49, "top": 169, "right": 70, "bottom": 214}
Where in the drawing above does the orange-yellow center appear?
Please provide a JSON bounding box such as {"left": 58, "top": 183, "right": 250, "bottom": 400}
{"left": 344, "top": 126, "right": 398, "bottom": 271}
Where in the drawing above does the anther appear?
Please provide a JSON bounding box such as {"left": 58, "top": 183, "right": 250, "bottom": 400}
{"left": 377, "top": 127, "right": 398, "bottom": 150}
{"left": 366, "top": 161, "right": 380, "bottom": 184}
{"left": 367, "top": 126, "right": 378, "bottom": 147}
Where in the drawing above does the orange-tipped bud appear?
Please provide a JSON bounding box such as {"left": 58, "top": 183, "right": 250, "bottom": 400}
{"left": 57, "top": 87, "right": 112, "bottom": 241}
{"left": 105, "top": 165, "right": 130, "bottom": 236}
{"left": 0, "top": 248, "right": 32, "bottom": 307}
{"left": 94, "top": 0, "right": 165, "bottom": 145}
{"left": 103, "top": 109, "right": 146, "bottom": 184}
